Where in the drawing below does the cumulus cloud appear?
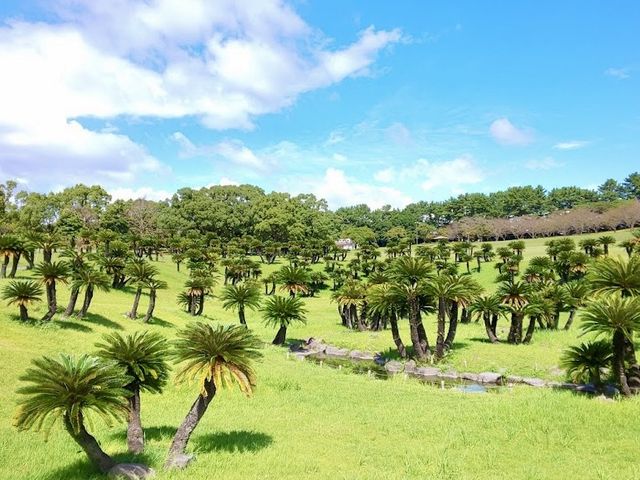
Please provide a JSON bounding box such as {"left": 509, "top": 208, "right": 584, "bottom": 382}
{"left": 553, "top": 140, "right": 590, "bottom": 150}
{"left": 489, "top": 118, "right": 534, "bottom": 146}
{"left": 309, "top": 168, "right": 412, "bottom": 209}
{"left": 385, "top": 122, "right": 412, "bottom": 145}
{"left": 374, "top": 167, "right": 395, "bottom": 183}
{"left": 109, "top": 187, "right": 172, "bottom": 201}
{"left": 525, "top": 157, "right": 563, "bottom": 170}
{"left": 0, "top": 0, "right": 401, "bottom": 189}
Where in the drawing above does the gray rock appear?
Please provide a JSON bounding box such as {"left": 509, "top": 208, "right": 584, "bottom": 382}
{"left": 384, "top": 360, "right": 404, "bottom": 374}
{"left": 438, "top": 371, "right": 459, "bottom": 381}
{"left": 305, "top": 338, "right": 327, "bottom": 353}
{"left": 603, "top": 384, "right": 620, "bottom": 397}
{"left": 292, "top": 352, "right": 309, "bottom": 361}
{"left": 595, "top": 394, "right": 614, "bottom": 403}
{"left": 108, "top": 464, "right": 155, "bottom": 479}
{"left": 576, "top": 383, "right": 598, "bottom": 394}
{"left": 165, "top": 454, "right": 194, "bottom": 470}
{"left": 555, "top": 382, "right": 578, "bottom": 390}
{"left": 522, "top": 377, "right": 546, "bottom": 387}
{"left": 477, "top": 372, "right": 503, "bottom": 384}
{"left": 349, "top": 350, "right": 375, "bottom": 361}
{"left": 324, "top": 346, "right": 349, "bottom": 357}
{"left": 506, "top": 375, "right": 523, "bottom": 384}
{"left": 461, "top": 372, "right": 480, "bottom": 382}
{"left": 404, "top": 360, "right": 417, "bottom": 373}
{"left": 413, "top": 367, "right": 440, "bottom": 378}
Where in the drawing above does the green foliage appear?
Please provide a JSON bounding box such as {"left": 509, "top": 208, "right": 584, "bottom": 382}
{"left": 14, "top": 354, "right": 130, "bottom": 435}
{"left": 261, "top": 295, "right": 307, "bottom": 328}
{"left": 95, "top": 331, "right": 170, "bottom": 394}
{"left": 561, "top": 340, "right": 613, "bottom": 384}
{"left": 2, "top": 280, "right": 43, "bottom": 307}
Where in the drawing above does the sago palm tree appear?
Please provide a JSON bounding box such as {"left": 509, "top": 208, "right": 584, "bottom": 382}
{"left": 497, "top": 280, "right": 530, "bottom": 344}
{"left": 331, "top": 280, "right": 366, "bottom": 330}
{"left": 73, "top": 267, "right": 111, "bottom": 318}
{"left": 95, "top": 331, "right": 170, "bottom": 454}
{"left": 562, "top": 280, "right": 590, "bottom": 330}
{"left": 165, "top": 323, "right": 262, "bottom": 469}
{"left": 587, "top": 255, "right": 640, "bottom": 297}
{"left": 220, "top": 282, "right": 262, "bottom": 327}
{"left": 580, "top": 296, "right": 640, "bottom": 396}
{"left": 141, "top": 277, "right": 167, "bottom": 323}
{"left": 262, "top": 295, "right": 307, "bottom": 345}
{"left": 276, "top": 265, "right": 310, "bottom": 297}
{"left": 561, "top": 340, "right": 613, "bottom": 386}
{"left": 184, "top": 275, "right": 215, "bottom": 316}
{"left": 33, "top": 261, "right": 70, "bottom": 321}
{"left": 469, "top": 294, "right": 503, "bottom": 343}
{"left": 2, "top": 280, "right": 43, "bottom": 321}
{"left": 14, "top": 354, "right": 131, "bottom": 474}
{"left": 125, "top": 260, "right": 159, "bottom": 319}
{"left": 597, "top": 235, "right": 616, "bottom": 256}
{"left": 367, "top": 283, "right": 408, "bottom": 357}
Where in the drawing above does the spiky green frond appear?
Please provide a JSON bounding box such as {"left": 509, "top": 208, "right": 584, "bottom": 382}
{"left": 2, "top": 280, "right": 43, "bottom": 307}
{"left": 261, "top": 295, "right": 307, "bottom": 328}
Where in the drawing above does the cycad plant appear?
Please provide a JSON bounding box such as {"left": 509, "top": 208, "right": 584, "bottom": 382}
{"left": 220, "top": 282, "right": 262, "bottom": 327}
{"left": 2, "top": 280, "right": 43, "bottom": 321}
{"left": 262, "top": 295, "right": 307, "bottom": 345}
{"left": 125, "top": 260, "right": 159, "bottom": 319}
{"left": 142, "top": 277, "right": 168, "bottom": 323}
{"left": 33, "top": 261, "right": 70, "bottom": 321}
{"left": 73, "top": 267, "right": 111, "bottom": 318}
{"left": 469, "top": 294, "right": 503, "bottom": 343}
{"left": 166, "top": 323, "right": 262, "bottom": 469}
{"left": 95, "top": 331, "right": 170, "bottom": 454}
{"left": 14, "top": 354, "right": 132, "bottom": 474}
{"left": 561, "top": 340, "right": 613, "bottom": 386}
{"left": 276, "top": 265, "right": 310, "bottom": 297}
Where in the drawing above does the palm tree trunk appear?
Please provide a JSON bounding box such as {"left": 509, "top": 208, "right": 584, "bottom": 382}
{"left": 416, "top": 312, "right": 430, "bottom": 355}
{"left": 63, "top": 414, "right": 116, "bottom": 473}
{"left": 43, "top": 248, "right": 52, "bottom": 263}
{"left": 77, "top": 286, "right": 93, "bottom": 318}
{"left": 127, "top": 388, "right": 144, "bottom": 455}
{"left": 196, "top": 294, "right": 204, "bottom": 315}
{"left": 9, "top": 252, "right": 20, "bottom": 278}
{"left": 408, "top": 321, "right": 425, "bottom": 360}
{"left": 613, "top": 330, "right": 632, "bottom": 396}
{"left": 142, "top": 289, "right": 156, "bottom": 323}
{"left": 491, "top": 314, "right": 499, "bottom": 335}
{"left": 64, "top": 286, "right": 80, "bottom": 316}
{"left": 444, "top": 302, "right": 459, "bottom": 352}
{"left": 165, "top": 377, "right": 217, "bottom": 468}
{"left": 484, "top": 313, "right": 499, "bottom": 343}
{"left": 272, "top": 325, "right": 287, "bottom": 345}
{"left": 239, "top": 307, "right": 247, "bottom": 326}
{"left": 389, "top": 313, "right": 406, "bottom": 358}
{"left": 507, "top": 312, "right": 517, "bottom": 344}
{"left": 523, "top": 316, "right": 536, "bottom": 344}
{"left": 43, "top": 282, "right": 57, "bottom": 321}
{"left": 435, "top": 297, "right": 447, "bottom": 359}
{"left": 563, "top": 309, "right": 576, "bottom": 330}
{"left": 0, "top": 254, "right": 8, "bottom": 278}
{"left": 19, "top": 304, "right": 29, "bottom": 321}
{"left": 128, "top": 287, "right": 142, "bottom": 319}
{"left": 189, "top": 295, "right": 197, "bottom": 316}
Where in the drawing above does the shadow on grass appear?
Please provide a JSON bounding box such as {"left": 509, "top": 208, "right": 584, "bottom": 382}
{"left": 42, "top": 452, "right": 155, "bottom": 480}
{"left": 80, "top": 312, "right": 124, "bottom": 330}
{"left": 53, "top": 319, "right": 93, "bottom": 333}
{"left": 109, "top": 424, "right": 176, "bottom": 442}
{"left": 193, "top": 430, "right": 273, "bottom": 453}
{"left": 146, "top": 317, "right": 173, "bottom": 328}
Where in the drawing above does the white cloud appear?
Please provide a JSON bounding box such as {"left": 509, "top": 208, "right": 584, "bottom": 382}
{"left": 374, "top": 167, "right": 395, "bottom": 183}
{"left": 525, "top": 157, "right": 563, "bottom": 170}
{"left": 0, "top": 1, "right": 401, "bottom": 189}
{"left": 332, "top": 153, "right": 347, "bottom": 162}
{"left": 110, "top": 187, "right": 172, "bottom": 201}
{"left": 172, "top": 132, "right": 267, "bottom": 169}
{"left": 417, "top": 155, "right": 485, "bottom": 191}
{"left": 553, "top": 140, "right": 590, "bottom": 150}
{"left": 489, "top": 118, "right": 534, "bottom": 146}
{"left": 219, "top": 177, "right": 240, "bottom": 186}
{"left": 326, "top": 130, "right": 346, "bottom": 145}
{"left": 309, "top": 168, "right": 412, "bottom": 209}
{"left": 385, "top": 122, "right": 411, "bottom": 145}
{"left": 604, "top": 67, "right": 630, "bottom": 79}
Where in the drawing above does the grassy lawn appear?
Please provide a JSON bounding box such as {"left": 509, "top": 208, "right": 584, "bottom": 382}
{"left": 1, "top": 229, "right": 639, "bottom": 479}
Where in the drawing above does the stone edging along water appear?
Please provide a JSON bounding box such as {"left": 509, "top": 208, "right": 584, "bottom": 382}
{"left": 289, "top": 338, "right": 606, "bottom": 394}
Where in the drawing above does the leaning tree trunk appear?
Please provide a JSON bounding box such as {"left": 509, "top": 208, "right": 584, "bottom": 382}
{"left": 563, "top": 309, "right": 577, "bottom": 330}
{"left": 77, "top": 286, "right": 94, "bottom": 318}
{"left": 416, "top": 312, "right": 430, "bottom": 356}
{"left": 127, "top": 388, "right": 144, "bottom": 455}
{"left": 507, "top": 312, "right": 519, "bottom": 344}
{"left": 65, "top": 287, "right": 80, "bottom": 316}
{"left": 19, "top": 304, "right": 29, "bottom": 321}
{"left": 196, "top": 294, "right": 205, "bottom": 316}
{"left": 484, "top": 313, "right": 499, "bottom": 343}
{"left": 491, "top": 313, "right": 499, "bottom": 336}
{"left": 444, "top": 302, "right": 459, "bottom": 352}
{"left": 165, "top": 376, "right": 217, "bottom": 468}
{"left": 42, "top": 281, "right": 57, "bottom": 321}
{"left": 128, "top": 287, "right": 142, "bottom": 319}
{"left": 272, "top": 325, "right": 287, "bottom": 345}
{"left": 238, "top": 307, "right": 247, "bottom": 327}
{"left": 142, "top": 289, "right": 156, "bottom": 323}
{"left": 9, "top": 252, "right": 21, "bottom": 278}
{"left": 389, "top": 313, "right": 406, "bottom": 358}
{"left": 0, "top": 255, "right": 9, "bottom": 278}
{"left": 435, "top": 297, "right": 447, "bottom": 359}
{"left": 523, "top": 316, "right": 537, "bottom": 344}
{"left": 613, "top": 330, "right": 632, "bottom": 396}
{"left": 63, "top": 414, "right": 116, "bottom": 473}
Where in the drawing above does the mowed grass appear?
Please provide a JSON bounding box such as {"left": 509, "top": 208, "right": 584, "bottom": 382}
{"left": 1, "top": 229, "right": 639, "bottom": 479}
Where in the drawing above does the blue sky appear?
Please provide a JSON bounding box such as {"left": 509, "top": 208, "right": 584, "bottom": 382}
{"left": 0, "top": 1, "right": 638, "bottom": 208}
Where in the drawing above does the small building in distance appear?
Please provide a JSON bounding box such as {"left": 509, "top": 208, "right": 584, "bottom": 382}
{"left": 336, "top": 238, "right": 356, "bottom": 250}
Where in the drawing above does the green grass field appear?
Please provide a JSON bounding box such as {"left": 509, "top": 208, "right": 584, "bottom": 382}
{"left": 1, "top": 229, "right": 639, "bottom": 479}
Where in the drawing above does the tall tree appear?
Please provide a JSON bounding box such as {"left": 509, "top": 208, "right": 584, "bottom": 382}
{"left": 220, "top": 282, "right": 262, "bottom": 327}
{"left": 262, "top": 295, "right": 307, "bottom": 345}
{"left": 33, "top": 261, "right": 70, "bottom": 321}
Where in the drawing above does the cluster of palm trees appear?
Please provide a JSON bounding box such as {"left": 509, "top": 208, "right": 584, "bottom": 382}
{"left": 14, "top": 325, "right": 262, "bottom": 473}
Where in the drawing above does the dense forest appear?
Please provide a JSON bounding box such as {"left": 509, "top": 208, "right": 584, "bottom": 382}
{"left": 0, "top": 172, "right": 639, "bottom": 253}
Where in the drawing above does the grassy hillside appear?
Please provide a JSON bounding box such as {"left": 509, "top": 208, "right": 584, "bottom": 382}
{"left": 1, "top": 229, "right": 638, "bottom": 479}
